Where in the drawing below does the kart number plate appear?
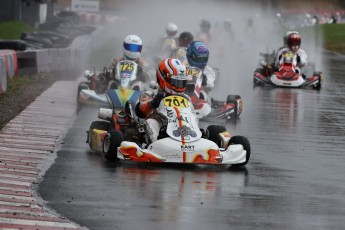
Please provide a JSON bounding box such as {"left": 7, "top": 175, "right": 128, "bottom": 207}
{"left": 164, "top": 96, "right": 189, "bottom": 108}
{"left": 187, "top": 68, "right": 201, "bottom": 77}
{"left": 119, "top": 62, "right": 135, "bottom": 71}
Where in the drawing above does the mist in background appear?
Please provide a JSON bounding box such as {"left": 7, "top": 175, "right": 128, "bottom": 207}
{"left": 89, "top": 0, "right": 324, "bottom": 101}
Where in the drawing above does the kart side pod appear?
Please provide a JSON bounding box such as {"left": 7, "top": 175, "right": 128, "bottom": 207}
{"left": 98, "top": 108, "right": 112, "bottom": 121}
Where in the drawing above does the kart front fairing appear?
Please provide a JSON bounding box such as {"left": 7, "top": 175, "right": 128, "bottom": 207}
{"left": 156, "top": 95, "right": 202, "bottom": 142}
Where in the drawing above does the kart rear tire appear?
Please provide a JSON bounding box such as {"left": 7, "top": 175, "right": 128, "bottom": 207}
{"left": 88, "top": 121, "right": 110, "bottom": 149}
{"left": 206, "top": 125, "right": 227, "bottom": 148}
{"left": 314, "top": 75, "right": 322, "bottom": 90}
{"left": 229, "top": 135, "right": 251, "bottom": 166}
{"left": 226, "top": 95, "right": 242, "bottom": 118}
{"left": 102, "top": 130, "right": 124, "bottom": 161}
{"left": 87, "top": 121, "right": 110, "bottom": 149}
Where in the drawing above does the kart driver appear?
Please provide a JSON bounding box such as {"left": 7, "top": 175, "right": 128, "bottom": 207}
{"left": 186, "top": 41, "right": 216, "bottom": 93}
{"left": 196, "top": 19, "right": 212, "bottom": 45}
{"left": 107, "top": 34, "right": 151, "bottom": 88}
{"left": 275, "top": 32, "right": 307, "bottom": 69}
{"left": 135, "top": 58, "right": 192, "bottom": 143}
{"left": 171, "top": 31, "right": 194, "bottom": 65}
{"left": 160, "top": 22, "right": 179, "bottom": 58}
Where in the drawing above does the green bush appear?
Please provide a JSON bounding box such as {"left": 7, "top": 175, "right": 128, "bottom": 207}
{"left": 0, "top": 21, "right": 34, "bottom": 39}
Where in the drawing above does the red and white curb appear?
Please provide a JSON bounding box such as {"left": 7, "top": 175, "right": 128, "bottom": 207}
{"left": 0, "top": 81, "right": 85, "bottom": 229}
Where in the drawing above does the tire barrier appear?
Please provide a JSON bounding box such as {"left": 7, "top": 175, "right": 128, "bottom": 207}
{"left": 0, "top": 40, "right": 27, "bottom": 51}
{"left": 0, "top": 50, "right": 18, "bottom": 80}
{"left": 0, "top": 50, "right": 19, "bottom": 95}
{"left": 0, "top": 57, "right": 6, "bottom": 94}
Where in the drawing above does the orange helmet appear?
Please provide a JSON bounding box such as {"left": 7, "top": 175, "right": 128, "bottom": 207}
{"left": 287, "top": 32, "right": 301, "bottom": 52}
{"left": 156, "top": 58, "right": 187, "bottom": 94}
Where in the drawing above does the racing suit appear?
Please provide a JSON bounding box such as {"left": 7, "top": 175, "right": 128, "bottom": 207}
{"left": 171, "top": 47, "right": 188, "bottom": 66}
{"left": 107, "top": 57, "right": 151, "bottom": 83}
{"left": 275, "top": 47, "right": 308, "bottom": 68}
{"left": 275, "top": 47, "right": 308, "bottom": 78}
{"left": 160, "top": 36, "right": 178, "bottom": 59}
{"left": 135, "top": 90, "right": 194, "bottom": 143}
{"left": 202, "top": 65, "right": 217, "bottom": 92}
{"left": 171, "top": 47, "right": 217, "bottom": 93}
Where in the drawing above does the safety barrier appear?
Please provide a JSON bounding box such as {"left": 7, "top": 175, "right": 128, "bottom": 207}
{"left": 78, "top": 12, "right": 127, "bottom": 26}
{"left": 0, "top": 26, "right": 102, "bottom": 95}
{"left": 0, "top": 50, "right": 19, "bottom": 94}
{"left": 0, "top": 14, "right": 125, "bottom": 95}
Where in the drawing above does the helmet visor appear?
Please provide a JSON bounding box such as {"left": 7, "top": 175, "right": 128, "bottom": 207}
{"left": 123, "top": 43, "right": 142, "bottom": 52}
{"left": 166, "top": 77, "right": 187, "bottom": 89}
{"left": 194, "top": 55, "right": 208, "bottom": 64}
{"left": 188, "top": 55, "right": 208, "bottom": 69}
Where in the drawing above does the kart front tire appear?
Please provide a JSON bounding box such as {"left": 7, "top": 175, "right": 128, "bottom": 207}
{"left": 206, "top": 125, "right": 227, "bottom": 148}
{"left": 229, "top": 135, "right": 251, "bottom": 166}
{"left": 77, "top": 82, "right": 89, "bottom": 108}
{"left": 88, "top": 121, "right": 110, "bottom": 149}
{"left": 77, "top": 82, "right": 89, "bottom": 97}
{"left": 102, "top": 131, "right": 124, "bottom": 161}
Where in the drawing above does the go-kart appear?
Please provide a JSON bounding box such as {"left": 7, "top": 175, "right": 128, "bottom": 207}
{"left": 77, "top": 60, "right": 146, "bottom": 106}
{"left": 87, "top": 92, "right": 250, "bottom": 166}
{"left": 185, "top": 66, "right": 242, "bottom": 120}
{"left": 253, "top": 50, "right": 322, "bottom": 90}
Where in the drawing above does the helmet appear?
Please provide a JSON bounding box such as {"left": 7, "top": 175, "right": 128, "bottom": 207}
{"left": 200, "top": 19, "right": 211, "bottom": 33}
{"left": 123, "top": 35, "right": 143, "bottom": 60}
{"left": 284, "top": 31, "right": 299, "bottom": 46}
{"left": 178, "top": 31, "right": 194, "bottom": 47}
{"left": 156, "top": 58, "right": 187, "bottom": 94}
{"left": 287, "top": 32, "right": 301, "bottom": 52}
{"left": 186, "top": 41, "right": 209, "bottom": 70}
{"left": 166, "top": 23, "right": 178, "bottom": 37}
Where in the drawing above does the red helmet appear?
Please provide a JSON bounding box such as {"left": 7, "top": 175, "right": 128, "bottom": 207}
{"left": 287, "top": 32, "right": 301, "bottom": 51}
{"left": 156, "top": 58, "right": 187, "bottom": 94}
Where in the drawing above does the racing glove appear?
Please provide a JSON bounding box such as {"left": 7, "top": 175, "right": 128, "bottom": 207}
{"left": 149, "top": 91, "right": 166, "bottom": 109}
{"left": 202, "top": 73, "right": 208, "bottom": 86}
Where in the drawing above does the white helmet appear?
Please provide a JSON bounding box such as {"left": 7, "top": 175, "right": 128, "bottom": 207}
{"left": 123, "top": 35, "right": 143, "bottom": 60}
{"left": 166, "top": 22, "right": 178, "bottom": 37}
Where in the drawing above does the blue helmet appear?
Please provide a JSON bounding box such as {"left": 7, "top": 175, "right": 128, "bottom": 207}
{"left": 186, "top": 41, "right": 209, "bottom": 70}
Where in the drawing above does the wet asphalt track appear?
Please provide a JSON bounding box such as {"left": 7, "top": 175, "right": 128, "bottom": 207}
{"left": 39, "top": 51, "right": 345, "bottom": 230}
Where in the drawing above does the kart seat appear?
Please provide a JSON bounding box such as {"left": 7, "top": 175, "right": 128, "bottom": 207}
{"left": 157, "top": 125, "right": 169, "bottom": 140}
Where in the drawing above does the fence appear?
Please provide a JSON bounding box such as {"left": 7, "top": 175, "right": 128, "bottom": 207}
{"left": 0, "top": 0, "right": 54, "bottom": 27}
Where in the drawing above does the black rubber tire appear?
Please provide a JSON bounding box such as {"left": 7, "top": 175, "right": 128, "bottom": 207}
{"left": 253, "top": 68, "right": 265, "bottom": 87}
{"left": 77, "top": 83, "right": 89, "bottom": 110}
{"left": 314, "top": 75, "right": 322, "bottom": 90}
{"left": 77, "top": 82, "right": 89, "bottom": 98}
{"left": 0, "top": 40, "right": 27, "bottom": 51}
{"left": 206, "top": 125, "right": 227, "bottom": 148}
{"left": 229, "top": 135, "right": 251, "bottom": 166}
{"left": 102, "top": 130, "right": 124, "bottom": 161}
{"left": 226, "top": 95, "right": 242, "bottom": 118}
{"left": 88, "top": 121, "right": 110, "bottom": 149}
